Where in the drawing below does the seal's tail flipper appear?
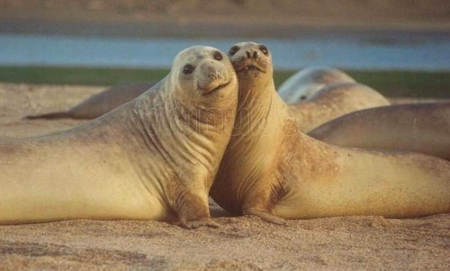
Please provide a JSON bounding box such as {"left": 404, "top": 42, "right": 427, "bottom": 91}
{"left": 24, "top": 111, "right": 71, "bottom": 120}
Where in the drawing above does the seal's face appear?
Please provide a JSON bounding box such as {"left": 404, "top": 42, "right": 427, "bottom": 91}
{"left": 172, "top": 46, "right": 237, "bottom": 103}
{"left": 227, "top": 42, "right": 273, "bottom": 86}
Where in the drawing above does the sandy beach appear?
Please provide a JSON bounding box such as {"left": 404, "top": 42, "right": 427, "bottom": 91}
{"left": 0, "top": 83, "right": 449, "bottom": 270}
{"left": 0, "top": 0, "right": 449, "bottom": 269}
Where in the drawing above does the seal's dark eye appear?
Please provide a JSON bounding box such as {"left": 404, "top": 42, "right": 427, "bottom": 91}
{"left": 213, "top": 51, "right": 223, "bottom": 61}
{"left": 228, "top": 46, "right": 240, "bottom": 56}
{"left": 183, "top": 64, "right": 195, "bottom": 75}
{"left": 259, "top": 45, "right": 269, "bottom": 55}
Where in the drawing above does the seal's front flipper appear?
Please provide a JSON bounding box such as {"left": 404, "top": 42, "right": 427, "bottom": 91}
{"left": 241, "top": 180, "right": 287, "bottom": 225}
{"left": 180, "top": 217, "right": 220, "bottom": 229}
{"left": 175, "top": 191, "right": 220, "bottom": 229}
{"left": 243, "top": 208, "right": 287, "bottom": 225}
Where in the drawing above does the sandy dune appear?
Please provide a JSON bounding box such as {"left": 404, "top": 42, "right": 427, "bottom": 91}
{"left": 0, "top": 83, "right": 449, "bottom": 270}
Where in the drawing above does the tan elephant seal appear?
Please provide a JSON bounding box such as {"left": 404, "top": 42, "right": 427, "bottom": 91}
{"left": 308, "top": 102, "right": 450, "bottom": 160}
{"left": 0, "top": 46, "right": 238, "bottom": 229}
{"left": 291, "top": 82, "right": 390, "bottom": 132}
{"left": 210, "top": 42, "right": 450, "bottom": 224}
{"left": 278, "top": 66, "right": 356, "bottom": 104}
{"left": 25, "top": 82, "right": 155, "bottom": 119}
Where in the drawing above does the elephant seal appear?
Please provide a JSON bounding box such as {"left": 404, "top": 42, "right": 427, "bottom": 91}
{"left": 291, "top": 82, "right": 390, "bottom": 132}
{"left": 278, "top": 66, "right": 356, "bottom": 104}
{"left": 308, "top": 102, "right": 450, "bottom": 160}
{"left": 0, "top": 46, "right": 238, "bottom": 229}
{"left": 211, "top": 42, "right": 450, "bottom": 224}
{"left": 25, "top": 82, "right": 155, "bottom": 119}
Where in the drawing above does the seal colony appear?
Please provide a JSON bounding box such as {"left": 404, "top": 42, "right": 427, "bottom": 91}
{"left": 210, "top": 42, "right": 450, "bottom": 224}
{"left": 0, "top": 46, "right": 238, "bottom": 228}
{"left": 2, "top": 42, "right": 450, "bottom": 229}
{"left": 308, "top": 102, "right": 450, "bottom": 160}
{"left": 25, "top": 82, "right": 155, "bottom": 119}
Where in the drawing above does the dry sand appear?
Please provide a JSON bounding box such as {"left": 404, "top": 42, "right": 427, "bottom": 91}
{"left": 0, "top": 83, "right": 449, "bottom": 270}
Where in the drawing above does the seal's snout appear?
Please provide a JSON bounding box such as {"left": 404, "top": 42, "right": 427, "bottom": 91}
{"left": 198, "top": 61, "right": 230, "bottom": 94}
{"left": 204, "top": 63, "right": 224, "bottom": 81}
{"left": 208, "top": 71, "right": 223, "bottom": 82}
{"left": 245, "top": 50, "right": 259, "bottom": 60}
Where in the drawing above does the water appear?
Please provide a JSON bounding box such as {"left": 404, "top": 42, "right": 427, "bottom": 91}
{"left": 1, "top": 33, "right": 449, "bottom": 71}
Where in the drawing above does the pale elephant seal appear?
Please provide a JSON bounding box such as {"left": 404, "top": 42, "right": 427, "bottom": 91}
{"left": 308, "top": 102, "right": 450, "bottom": 160}
{"left": 291, "top": 82, "right": 390, "bottom": 132}
{"left": 25, "top": 82, "right": 155, "bottom": 119}
{"left": 211, "top": 42, "right": 450, "bottom": 224}
{"left": 0, "top": 46, "right": 238, "bottom": 229}
{"left": 278, "top": 66, "right": 356, "bottom": 104}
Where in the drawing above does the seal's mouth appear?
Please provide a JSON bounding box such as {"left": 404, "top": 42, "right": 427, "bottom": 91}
{"left": 236, "top": 64, "right": 266, "bottom": 73}
{"left": 203, "top": 80, "right": 231, "bottom": 95}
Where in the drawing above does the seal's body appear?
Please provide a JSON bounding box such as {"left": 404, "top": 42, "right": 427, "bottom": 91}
{"left": 278, "top": 66, "right": 356, "bottom": 104}
{"left": 309, "top": 102, "right": 450, "bottom": 160}
{"left": 26, "top": 82, "right": 154, "bottom": 119}
{"left": 291, "top": 82, "right": 389, "bottom": 132}
{"left": 211, "top": 42, "right": 450, "bottom": 224}
{"left": 1, "top": 46, "right": 238, "bottom": 228}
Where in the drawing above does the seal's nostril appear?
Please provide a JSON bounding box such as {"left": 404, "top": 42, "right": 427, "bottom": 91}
{"left": 246, "top": 51, "right": 251, "bottom": 59}
{"left": 253, "top": 51, "right": 258, "bottom": 59}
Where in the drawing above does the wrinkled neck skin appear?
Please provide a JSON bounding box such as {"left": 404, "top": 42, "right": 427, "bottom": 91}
{"left": 233, "top": 71, "right": 290, "bottom": 137}
{"left": 213, "top": 74, "right": 291, "bottom": 213}
{"left": 120, "top": 77, "right": 236, "bottom": 210}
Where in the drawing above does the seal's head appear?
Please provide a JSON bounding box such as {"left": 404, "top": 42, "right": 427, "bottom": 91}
{"left": 163, "top": 46, "right": 238, "bottom": 132}
{"left": 227, "top": 42, "right": 273, "bottom": 88}
{"left": 170, "top": 46, "right": 237, "bottom": 107}
{"left": 279, "top": 67, "right": 356, "bottom": 102}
